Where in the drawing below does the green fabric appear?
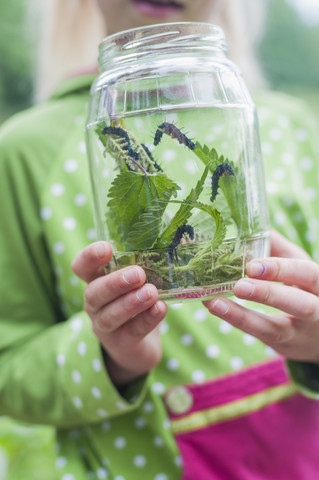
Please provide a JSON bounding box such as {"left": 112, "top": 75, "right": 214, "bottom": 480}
{"left": 0, "top": 74, "right": 319, "bottom": 479}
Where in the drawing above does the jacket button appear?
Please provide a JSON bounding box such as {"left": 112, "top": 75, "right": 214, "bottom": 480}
{"left": 165, "top": 386, "right": 193, "bottom": 415}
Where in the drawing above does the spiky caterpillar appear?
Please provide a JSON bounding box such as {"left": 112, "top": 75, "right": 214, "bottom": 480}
{"left": 141, "top": 144, "right": 163, "bottom": 172}
{"left": 101, "top": 126, "right": 139, "bottom": 160}
{"left": 102, "top": 126, "right": 165, "bottom": 174}
{"left": 210, "top": 163, "right": 235, "bottom": 203}
{"left": 153, "top": 122, "right": 195, "bottom": 150}
{"left": 168, "top": 224, "right": 194, "bottom": 262}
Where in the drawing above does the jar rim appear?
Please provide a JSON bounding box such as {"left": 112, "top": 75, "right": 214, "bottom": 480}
{"left": 100, "top": 22, "right": 225, "bottom": 49}
{"left": 98, "top": 22, "right": 227, "bottom": 69}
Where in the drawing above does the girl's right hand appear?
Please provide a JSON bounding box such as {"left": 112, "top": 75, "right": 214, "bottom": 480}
{"left": 71, "top": 241, "right": 167, "bottom": 387}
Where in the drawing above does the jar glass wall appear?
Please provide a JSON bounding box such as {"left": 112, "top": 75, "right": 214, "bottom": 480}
{"left": 86, "top": 22, "right": 270, "bottom": 303}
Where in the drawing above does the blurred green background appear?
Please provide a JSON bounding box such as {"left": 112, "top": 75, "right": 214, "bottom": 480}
{"left": 259, "top": 0, "right": 319, "bottom": 114}
{"left": 0, "top": 0, "right": 318, "bottom": 479}
{"left": 0, "top": 0, "right": 35, "bottom": 123}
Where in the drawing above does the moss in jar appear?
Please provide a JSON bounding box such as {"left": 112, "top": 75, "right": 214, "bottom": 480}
{"left": 97, "top": 119, "right": 248, "bottom": 291}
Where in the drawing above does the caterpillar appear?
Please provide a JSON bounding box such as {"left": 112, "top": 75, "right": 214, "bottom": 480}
{"left": 102, "top": 125, "right": 139, "bottom": 161}
{"left": 210, "top": 163, "right": 235, "bottom": 203}
{"left": 141, "top": 144, "right": 163, "bottom": 172}
{"left": 168, "top": 224, "right": 194, "bottom": 262}
{"left": 153, "top": 122, "right": 196, "bottom": 150}
{"left": 101, "top": 126, "right": 130, "bottom": 146}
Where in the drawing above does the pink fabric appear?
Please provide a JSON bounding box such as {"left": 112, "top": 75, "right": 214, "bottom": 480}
{"left": 168, "top": 357, "right": 289, "bottom": 419}
{"left": 165, "top": 357, "right": 319, "bottom": 479}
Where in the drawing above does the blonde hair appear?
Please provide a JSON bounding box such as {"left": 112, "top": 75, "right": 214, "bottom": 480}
{"left": 33, "top": 0, "right": 266, "bottom": 101}
{"left": 34, "top": 0, "right": 106, "bottom": 101}
{"left": 212, "top": 0, "right": 267, "bottom": 89}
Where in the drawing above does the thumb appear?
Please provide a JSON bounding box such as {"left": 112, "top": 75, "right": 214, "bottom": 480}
{"left": 71, "top": 241, "right": 112, "bottom": 283}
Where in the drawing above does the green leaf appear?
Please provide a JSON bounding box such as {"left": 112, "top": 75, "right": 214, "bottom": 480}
{"left": 209, "top": 207, "right": 227, "bottom": 249}
{"left": 193, "top": 142, "right": 220, "bottom": 169}
{"left": 194, "top": 142, "right": 243, "bottom": 228}
{"left": 126, "top": 201, "right": 165, "bottom": 250}
{"left": 175, "top": 202, "right": 227, "bottom": 272}
{"left": 155, "top": 161, "right": 212, "bottom": 248}
{"left": 107, "top": 171, "right": 180, "bottom": 250}
{"left": 168, "top": 199, "right": 226, "bottom": 248}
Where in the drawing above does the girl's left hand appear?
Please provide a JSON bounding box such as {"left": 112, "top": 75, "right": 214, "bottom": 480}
{"left": 203, "top": 230, "right": 319, "bottom": 363}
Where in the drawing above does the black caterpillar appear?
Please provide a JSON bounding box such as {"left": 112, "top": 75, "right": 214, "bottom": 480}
{"left": 153, "top": 122, "right": 196, "bottom": 151}
{"left": 210, "top": 163, "right": 235, "bottom": 203}
{"left": 141, "top": 144, "right": 163, "bottom": 172}
{"left": 168, "top": 224, "right": 194, "bottom": 262}
{"left": 102, "top": 126, "right": 139, "bottom": 160}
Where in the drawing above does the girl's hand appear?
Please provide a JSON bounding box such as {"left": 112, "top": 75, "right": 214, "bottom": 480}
{"left": 71, "top": 241, "right": 167, "bottom": 386}
{"left": 204, "top": 230, "right": 319, "bottom": 363}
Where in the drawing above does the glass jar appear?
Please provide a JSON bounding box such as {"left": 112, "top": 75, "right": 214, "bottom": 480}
{"left": 86, "top": 22, "right": 270, "bottom": 303}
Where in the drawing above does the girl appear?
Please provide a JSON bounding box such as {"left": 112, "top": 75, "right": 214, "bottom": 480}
{"left": 1, "top": 1, "right": 319, "bottom": 479}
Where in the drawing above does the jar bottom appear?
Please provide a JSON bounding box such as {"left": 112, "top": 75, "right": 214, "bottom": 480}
{"left": 104, "top": 232, "right": 270, "bottom": 304}
{"left": 159, "top": 281, "right": 237, "bottom": 303}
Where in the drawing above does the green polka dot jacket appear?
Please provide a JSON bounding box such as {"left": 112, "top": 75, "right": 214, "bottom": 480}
{"left": 0, "top": 75, "right": 319, "bottom": 480}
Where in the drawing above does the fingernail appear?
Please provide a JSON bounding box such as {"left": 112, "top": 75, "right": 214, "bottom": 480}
{"left": 211, "top": 299, "right": 229, "bottom": 315}
{"left": 150, "top": 301, "right": 161, "bottom": 317}
{"left": 247, "top": 261, "right": 265, "bottom": 277}
{"left": 136, "top": 285, "right": 151, "bottom": 303}
{"left": 235, "top": 280, "right": 254, "bottom": 297}
{"left": 123, "top": 268, "right": 141, "bottom": 285}
{"left": 94, "top": 242, "right": 106, "bottom": 258}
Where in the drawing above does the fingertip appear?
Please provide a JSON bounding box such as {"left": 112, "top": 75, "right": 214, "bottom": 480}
{"left": 135, "top": 265, "right": 147, "bottom": 283}
{"left": 207, "top": 298, "right": 230, "bottom": 315}
{"left": 146, "top": 282, "right": 160, "bottom": 298}
{"left": 150, "top": 300, "right": 167, "bottom": 318}
{"left": 122, "top": 266, "right": 145, "bottom": 285}
{"left": 246, "top": 261, "right": 265, "bottom": 278}
{"left": 71, "top": 241, "right": 112, "bottom": 280}
{"left": 234, "top": 279, "right": 254, "bottom": 298}
{"left": 94, "top": 241, "right": 112, "bottom": 260}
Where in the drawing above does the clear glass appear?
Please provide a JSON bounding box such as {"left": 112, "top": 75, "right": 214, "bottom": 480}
{"left": 86, "top": 22, "right": 270, "bottom": 303}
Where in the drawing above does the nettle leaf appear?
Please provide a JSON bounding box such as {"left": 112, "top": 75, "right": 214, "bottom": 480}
{"left": 107, "top": 171, "right": 180, "bottom": 250}
{"left": 169, "top": 200, "right": 226, "bottom": 248}
{"left": 155, "top": 162, "right": 212, "bottom": 248}
{"left": 126, "top": 201, "right": 165, "bottom": 250}
{"left": 194, "top": 142, "right": 242, "bottom": 228}
{"left": 209, "top": 207, "right": 227, "bottom": 249}
{"left": 173, "top": 200, "right": 227, "bottom": 273}
{"left": 193, "top": 142, "right": 220, "bottom": 169}
{"left": 175, "top": 202, "right": 227, "bottom": 273}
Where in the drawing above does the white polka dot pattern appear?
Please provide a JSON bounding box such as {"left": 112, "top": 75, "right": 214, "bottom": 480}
{"left": 72, "top": 371, "right": 82, "bottom": 383}
{"left": 50, "top": 183, "right": 65, "bottom": 196}
{"left": 40, "top": 206, "right": 52, "bottom": 220}
{"left": 35, "top": 90, "right": 319, "bottom": 480}
{"left": 133, "top": 455, "right": 146, "bottom": 467}
{"left": 64, "top": 159, "right": 78, "bottom": 173}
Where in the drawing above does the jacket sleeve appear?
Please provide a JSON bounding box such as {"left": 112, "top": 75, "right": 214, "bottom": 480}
{"left": 0, "top": 109, "right": 148, "bottom": 428}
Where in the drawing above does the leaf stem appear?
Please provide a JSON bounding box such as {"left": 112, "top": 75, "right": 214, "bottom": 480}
{"left": 130, "top": 157, "right": 148, "bottom": 175}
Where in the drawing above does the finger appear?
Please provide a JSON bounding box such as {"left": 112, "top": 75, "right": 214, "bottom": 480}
{"left": 234, "top": 278, "right": 319, "bottom": 323}
{"left": 246, "top": 257, "right": 319, "bottom": 296}
{"left": 270, "top": 229, "right": 311, "bottom": 260}
{"left": 101, "top": 303, "right": 167, "bottom": 382}
{"left": 123, "top": 300, "right": 167, "bottom": 342}
{"left": 84, "top": 266, "right": 146, "bottom": 313}
{"left": 204, "top": 297, "right": 292, "bottom": 345}
{"left": 71, "top": 241, "right": 113, "bottom": 283}
{"left": 93, "top": 283, "right": 159, "bottom": 334}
